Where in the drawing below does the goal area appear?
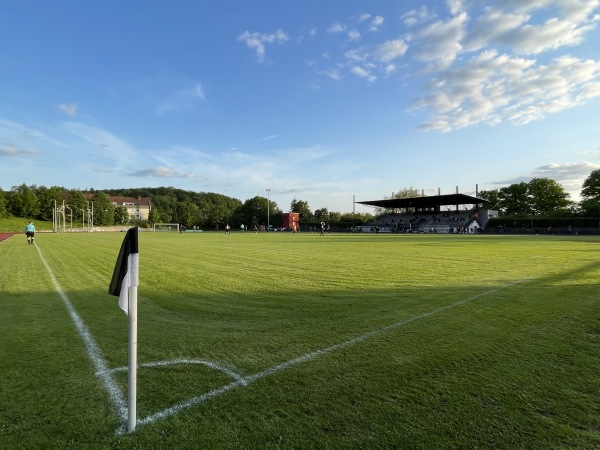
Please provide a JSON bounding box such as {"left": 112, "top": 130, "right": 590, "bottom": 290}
{"left": 152, "top": 223, "right": 180, "bottom": 232}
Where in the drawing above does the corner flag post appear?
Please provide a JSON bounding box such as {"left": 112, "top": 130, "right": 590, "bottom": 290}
{"left": 108, "top": 226, "right": 139, "bottom": 432}
{"left": 128, "top": 279, "right": 137, "bottom": 432}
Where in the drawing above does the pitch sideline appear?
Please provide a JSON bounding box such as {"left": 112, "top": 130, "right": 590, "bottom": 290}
{"left": 35, "top": 244, "right": 128, "bottom": 423}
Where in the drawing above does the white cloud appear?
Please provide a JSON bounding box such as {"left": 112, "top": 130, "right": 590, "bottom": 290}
{"left": 0, "top": 118, "right": 67, "bottom": 149}
{"left": 327, "top": 22, "right": 346, "bottom": 34}
{"left": 344, "top": 47, "right": 369, "bottom": 62}
{"left": 411, "top": 51, "right": 600, "bottom": 131}
{"left": 130, "top": 166, "right": 178, "bottom": 178}
{"left": 401, "top": 7, "right": 433, "bottom": 27}
{"left": 237, "top": 29, "right": 289, "bottom": 62}
{"left": 0, "top": 145, "right": 37, "bottom": 157}
{"left": 383, "top": 64, "right": 396, "bottom": 75}
{"left": 156, "top": 82, "right": 206, "bottom": 116}
{"left": 409, "top": 12, "right": 468, "bottom": 69}
{"left": 464, "top": 7, "right": 530, "bottom": 52}
{"left": 403, "top": 17, "right": 418, "bottom": 27}
{"left": 534, "top": 162, "right": 600, "bottom": 179}
{"left": 348, "top": 29, "right": 361, "bottom": 41}
{"left": 257, "top": 134, "right": 278, "bottom": 142}
{"left": 243, "top": 1, "right": 600, "bottom": 135}
{"left": 369, "top": 16, "right": 384, "bottom": 31}
{"left": 58, "top": 103, "right": 78, "bottom": 117}
{"left": 505, "top": 17, "right": 596, "bottom": 54}
{"left": 447, "top": 0, "right": 466, "bottom": 16}
{"left": 350, "top": 66, "right": 377, "bottom": 82}
{"left": 374, "top": 39, "right": 409, "bottom": 62}
{"left": 405, "top": 0, "right": 600, "bottom": 131}
{"left": 62, "top": 122, "right": 139, "bottom": 167}
{"left": 322, "top": 68, "right": 342, "bottom": 81}
{"left": 464, "top": 1, "right": 600, "bottom": 54}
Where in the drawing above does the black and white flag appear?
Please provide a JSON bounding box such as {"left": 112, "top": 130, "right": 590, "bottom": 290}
{"left": 108, "top": 227, "right": 139, "bottom": 315}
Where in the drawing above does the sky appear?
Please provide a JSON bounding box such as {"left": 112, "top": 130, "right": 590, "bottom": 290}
{"left": 1, "top": 0, "right": 599, "bottom": 214}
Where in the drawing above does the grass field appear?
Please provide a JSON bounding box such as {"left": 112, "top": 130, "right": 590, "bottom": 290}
{"left": 1, "top": 231, "right": 599, "bottom": 449}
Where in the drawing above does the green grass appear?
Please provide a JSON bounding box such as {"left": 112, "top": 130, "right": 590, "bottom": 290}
{"left": 0, "top": 216, "right": 55, "bottom": 233}
{"left": 1, "top": 232, "right": 600, "bottom": 449}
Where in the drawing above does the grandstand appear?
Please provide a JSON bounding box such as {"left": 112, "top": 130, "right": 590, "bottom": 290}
{"left": 357, "top": 193, "right": 494, "bottom": 234}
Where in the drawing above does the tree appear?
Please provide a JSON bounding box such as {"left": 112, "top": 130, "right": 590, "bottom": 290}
{"left": 34, "top": 185, "right": 64, "bottom": 221}
{"left": 329, "top": 211, "right": 342, "bottom": 223}
{"left": 478, "top": 189, "right": 501, "bottom": 211}
{"left": 581, "top": 169, "right": 600, "bottom": 200}
{"left": 236, "top": 196, "right": 282, "bottom": 229}
{"left": 150, "top": 194, "right": 177, "bottom": 223}
{"left": 498, "top": 182, "right": 530, "bottom": 216}
{"left": 92, "top": 192, "right": 115, "bottom": 226}
{"left": 206, "top": 203, "right": 232, "bottom": 229}
{"left": 338, "top": 212, "right": 374, "bottom": 227}
{"left": 8, "top": 184, "right": 40, "bottom": 218}
{"left": 392, "top": 187, "right": 421, "bottom": 199}
{"left": 580, "top": 169, "right": 600, "bottom": 217}
{"left": 148, "top": 206, "right": 161, "bottom": 225}
{"left": 0, "top": 188, "right": 7, "bottom": 218}
{"left": 174, "top": 200, "right": 200, "bottom": 228}
{"left": 375, "top": 187, "right": 420, "bottom": 215}
{"left": 290, "top": 198, "right": 312, "bottom": 222}
{"left": 527, "top": 178, "right": 571, "bottom": 216}
{"left": 114, "top": 206, "right": 129, "bottom": 224}
{"left": 67, "top": 190, "right": 89, "bottom": 225}
{"left": 314, "top": 208, "right": 329, "bottom": 221}
{"left": 340, "top": 212, "right": 373, "bottom": 223}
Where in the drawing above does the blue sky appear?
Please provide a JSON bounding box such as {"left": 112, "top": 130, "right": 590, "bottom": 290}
{"left": 1, "top": 0, "right": 599, "bottom": 213}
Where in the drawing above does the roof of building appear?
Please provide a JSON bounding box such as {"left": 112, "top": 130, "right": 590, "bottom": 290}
{"left": 357, "top": 193, "right": 487, "bottom": 209}
{"left": 82, "top": 194, "right": 151, "bottom": 206}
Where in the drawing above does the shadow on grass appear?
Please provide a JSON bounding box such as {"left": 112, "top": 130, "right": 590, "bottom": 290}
{"left": 3, "top": 233, "right": 600, "bottom": 447}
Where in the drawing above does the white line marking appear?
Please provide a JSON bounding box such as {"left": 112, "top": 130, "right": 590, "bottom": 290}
{"left": 35, "top": 245, "right": 128, "bottom": 422}
{"left": 108, "top": 359, "right": 246, "bottom": 384}
{"left": 130, "top": 279, "right": 528, "bottom": 433}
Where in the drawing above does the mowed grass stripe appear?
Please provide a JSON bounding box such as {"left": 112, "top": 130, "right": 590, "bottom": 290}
{"left": 1, "top": 232, "right": 599, "bottom": 448}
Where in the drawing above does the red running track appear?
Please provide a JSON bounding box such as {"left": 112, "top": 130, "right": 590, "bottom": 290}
{"left": 0, "top": 233, "right": 14, "bottom": 242}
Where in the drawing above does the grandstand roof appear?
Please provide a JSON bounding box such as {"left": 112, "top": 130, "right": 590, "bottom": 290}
{"left": 357, "top": 193, "right": 487, "bottom": 209}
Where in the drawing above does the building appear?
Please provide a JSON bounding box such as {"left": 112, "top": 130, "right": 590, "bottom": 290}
{"left": 111, "top": 196, "right": 151, "bottom": 221}
{"left": 84, "top": 194, "right": 151, "bottom": 221}
{"left": 281, "top": 212, "right": 300, "bottom": 230}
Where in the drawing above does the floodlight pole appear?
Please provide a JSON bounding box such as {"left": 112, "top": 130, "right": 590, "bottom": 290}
{"left": 266, "top": 189, "right": 271, "bottom": 232}
{"left": 66, "top": 206, "right": 73, "bottom": 228}
{"left": 88, "top": 201, "right": 94, "bottom": 229}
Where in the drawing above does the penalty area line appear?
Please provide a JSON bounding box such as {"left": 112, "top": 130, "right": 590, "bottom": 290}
{"left": 130, "top": 278, "right": 529, "bottom": 433}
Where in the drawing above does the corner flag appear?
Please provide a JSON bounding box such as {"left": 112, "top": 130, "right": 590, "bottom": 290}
{"left": 108, "top": 227, "right": 139, "bottom": 315}
{"left": 108, "top": 226, "right": 139, "bottom": 432}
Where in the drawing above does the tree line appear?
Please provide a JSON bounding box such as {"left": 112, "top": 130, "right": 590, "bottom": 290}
{"left": 377, "top": 171, "right": 600, "bottom": 220}
{"left": 0, "top": 185, "right": 374, "bottom": 230}
{"left": 3, "top": 171, "right": 599, "bottom": 230}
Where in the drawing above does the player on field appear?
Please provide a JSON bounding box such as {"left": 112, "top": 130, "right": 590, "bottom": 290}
{"left": 25, "top": 221, "right": 36, "bottom": 245}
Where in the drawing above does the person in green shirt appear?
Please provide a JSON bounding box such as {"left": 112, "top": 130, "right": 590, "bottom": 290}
{"left": 24, "top": 221, "right": 35, "bottom": 245}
